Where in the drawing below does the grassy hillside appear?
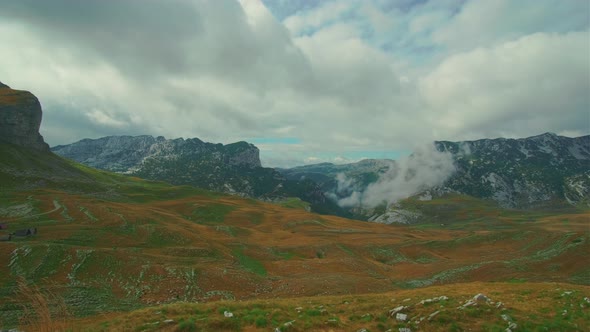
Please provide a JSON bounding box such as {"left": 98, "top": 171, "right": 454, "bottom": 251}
{"left": 76, "top": 282, "right": 590, "bottom": 331}
{"left": 1, "top": 143, "right": 589, "bottom": 330}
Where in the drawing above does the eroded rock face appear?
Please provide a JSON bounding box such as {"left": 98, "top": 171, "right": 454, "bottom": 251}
{"left": 0, "top": 82, "right": 49, "bottom": 151}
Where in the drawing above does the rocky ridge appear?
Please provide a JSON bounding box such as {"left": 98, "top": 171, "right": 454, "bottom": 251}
{"left": 0, "top": 82, "right": 49, "bottom": 151}
{"left": 279, "top": 133, "right": 590, "bottom": 223}
{"left": 435, "top": 133, "right": 590, "bottom": 208}
{"left": 52, "top": 135, "right": 346, "bottom": 216}
{"left": 52, "top": 135, "right": 261, "bottom": 173}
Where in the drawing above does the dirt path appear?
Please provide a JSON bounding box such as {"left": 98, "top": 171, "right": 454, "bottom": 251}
{"left": 6, "top": 199, "right": 63, "bottom": 221}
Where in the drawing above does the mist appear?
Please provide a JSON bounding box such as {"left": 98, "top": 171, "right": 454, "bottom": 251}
{"left": 335, "top": 144, "right": 456, "bottom": 208}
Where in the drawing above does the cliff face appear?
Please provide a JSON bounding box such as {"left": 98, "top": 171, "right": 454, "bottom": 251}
{"left": 52, "top": 135, "right": 347, "bottom": 216}
{"left": 0, "top": 82, "right": 49, "bottom": 151}
{"left": 435, "top": 133, "right": 590, "bottom": 208}
{"left": 52, "top": 136, "right": 262, "bottom": 173}
{"left": 52, "top": 135, "right": 276, "bottom": 196}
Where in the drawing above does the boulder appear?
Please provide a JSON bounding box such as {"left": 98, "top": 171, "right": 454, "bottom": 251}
{"left": 0, "top": 82, "right": 49, "bottom": 151}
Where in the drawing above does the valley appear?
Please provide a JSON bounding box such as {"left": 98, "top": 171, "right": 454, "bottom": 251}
{"left": 0, "top": 81, "right": 588, "bottom": 331}
{"left": 1, "top": 159, "right": 588, "bottom": 329}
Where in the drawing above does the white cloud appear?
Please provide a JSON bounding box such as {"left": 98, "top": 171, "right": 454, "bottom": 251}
{"left": 0, "top": 0, "right": 587, "bottom": 168}
{"left": 284, "top": 1, "right": 353, "bottom": 35}
{"left": 433, "top": 0, "right": 590, "bottom": 50}
{"left": 335, "top": 144, "right": 456, "bottom": 208}
{"left": 86, "top": 109, "right": 128, "bottom": 128}
{"left": 420, "top": 31, "right": 590, "bottom": 139}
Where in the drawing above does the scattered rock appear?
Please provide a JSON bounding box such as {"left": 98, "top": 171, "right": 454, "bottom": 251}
{"left": 427, "top": 310, "right": 440, "bottom": 320}
{"left": 458, "top": 299, "right": 476, "bottom": 309}
{"left": 562, "top": 291, "right": 573, "bottom": 296}
{"left": 473, "top": 293, "right": 490, "bottom": 302}
{"left": 399, "top": 328, "right": 412, "bottom": 332}
{"left": 396, "top": 313, "right": 408, "bottom": 321}
{"left": 224, "top": 310, "right": 233, "bottom": 318}
{"left": 389, "top": 305, "right": 407, "bottom": 316}
{"left": 419, "top": 295, "right": 448, "bottom": 305}
{"left": 459, "top": 293, "right": 491, "bottom": 309}
{"left": 283, "top": 320, "right": 295, "bottom": 327}
{"left": 584, "top": 297, "right": 590, "bottom": 304}
{"left": 403, "top": 298, "right": 412, "bottom": 302}
{"left": 501, "top": 313, "right": 517, "bottom": 331}
{"left": 357, "top": 329, "right": 368, "bottom": 332}
{"left": 163, "top": 319, "right": 175, "bottom": 324}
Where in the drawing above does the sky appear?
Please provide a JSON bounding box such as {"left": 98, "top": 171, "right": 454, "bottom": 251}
{"left": 0, "top": 0, "right": 588, "bottom": 167}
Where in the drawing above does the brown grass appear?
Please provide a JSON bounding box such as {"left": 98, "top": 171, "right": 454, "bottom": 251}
{"left": 74, "top": 281, "right": 590, "bottom": 332}
{"left": 2, "top": 189, "right": 589, "bottom": 329}
{"left": 16, "top": 278, "right": 71, "bottom": 332}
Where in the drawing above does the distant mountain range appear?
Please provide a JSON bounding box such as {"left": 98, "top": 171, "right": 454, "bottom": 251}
{"left": 53, "top": 132, "right": 590, "bottom": 223}
{"left": 51, "top": 135, "right": 347, "bottom": 216}
{"left": 279, "top": 133, "right": 590, "bottom": 222}
{"left": 282, "top": 133, "right": 590, "bottom": 207}
{"left": 435, "top": 133, "right": 590, "bottom": 208}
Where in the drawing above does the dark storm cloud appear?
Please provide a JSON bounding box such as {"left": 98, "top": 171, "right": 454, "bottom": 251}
{"left": 0, "top": 0, "right": 207, "bottom": 77}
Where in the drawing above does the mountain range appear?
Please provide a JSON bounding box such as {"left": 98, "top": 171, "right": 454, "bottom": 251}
{"left": 53, "top": 132, "right": 590, "bottom": 223}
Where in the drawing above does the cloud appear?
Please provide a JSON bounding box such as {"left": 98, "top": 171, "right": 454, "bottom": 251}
{"left": 420, "top": 31, "right": 590, "bottom": 139}
{"left": 432, "top": 0, "right": 590, "bottom": 50}
{"left": 284, "top": 1, "right": 354, "bottom": 35}
{"left": 0, "top": 0, "right": 587, "bottom": 167}
{"left": 85, "top": 109, "right": 128, "bottom": 128}
{"left": 333, "top": 144, "right": 456, "bottom": 208}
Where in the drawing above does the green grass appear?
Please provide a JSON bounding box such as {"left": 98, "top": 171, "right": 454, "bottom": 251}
{"left": 248, "top": 212, "right": 264, "bottom": 225}
{"left": 367, "top": 246, "right": 408, "bottom": 265}
{"left": 177, "top": 318, "right": 197, "bottom": 331}
{"left": 337, "top": 244, "right": 356, "bottom": 256}
{"left": 232, "top": 248, "right": 267, "bottom": 276}
{"left": 278, "top": 197, "right": 311, "bottom": 211}
{"left": 191, "top": 203, "right": 236, "bottom": 224}
{"left": 271, "top": 248, "right": 296, "bottom": 260}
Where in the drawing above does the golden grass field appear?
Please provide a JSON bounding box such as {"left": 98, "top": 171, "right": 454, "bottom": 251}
{"left": 0, "top": 144, "right": 588, "bottom": 330}
{"left": 1, "top": 178, "right": 589, "bottom": 330}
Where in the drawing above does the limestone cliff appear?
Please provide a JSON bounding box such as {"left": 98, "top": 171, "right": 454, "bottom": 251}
{"left": 0, "top": 82, "right": 49, "bottom": 151}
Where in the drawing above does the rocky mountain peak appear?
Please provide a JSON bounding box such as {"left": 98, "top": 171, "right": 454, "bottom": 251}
{"left": 0, "top": 82, "right": 49, "bottom": 151}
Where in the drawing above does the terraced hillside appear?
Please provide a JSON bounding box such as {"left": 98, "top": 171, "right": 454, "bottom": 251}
{"left": 1, "top": 143, "right": 589, "bottom": 330}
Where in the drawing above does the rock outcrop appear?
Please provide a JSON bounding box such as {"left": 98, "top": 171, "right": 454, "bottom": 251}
{"left": 52, "top": 135, "right": 262, "bottom": 173}
{"left": 0, "top": 82, "right": 49, "bottom": 151}
{"left": 279, "top": 133, "right": 590, "bottom": 222}
{"left": 435, "top": 133, "right": 590, "bottom": 208}
{"left": 52, "top": 135, "right": 347, "bottom": 217}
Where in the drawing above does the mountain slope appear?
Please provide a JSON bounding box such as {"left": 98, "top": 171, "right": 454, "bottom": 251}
{"left": 3, "top": 147, "right": 589, "bottom": 326}
{"left": 52, "top": 135, "right": 347, "bottom": 216}
{"left": 2, "top": 163, "right": 589, "bottom": 328}
{"left": 279, "top": 133, "right": 590, "bottom": 219}
{"left": 435, "top": 132, "right": 590, "bottom": 208}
